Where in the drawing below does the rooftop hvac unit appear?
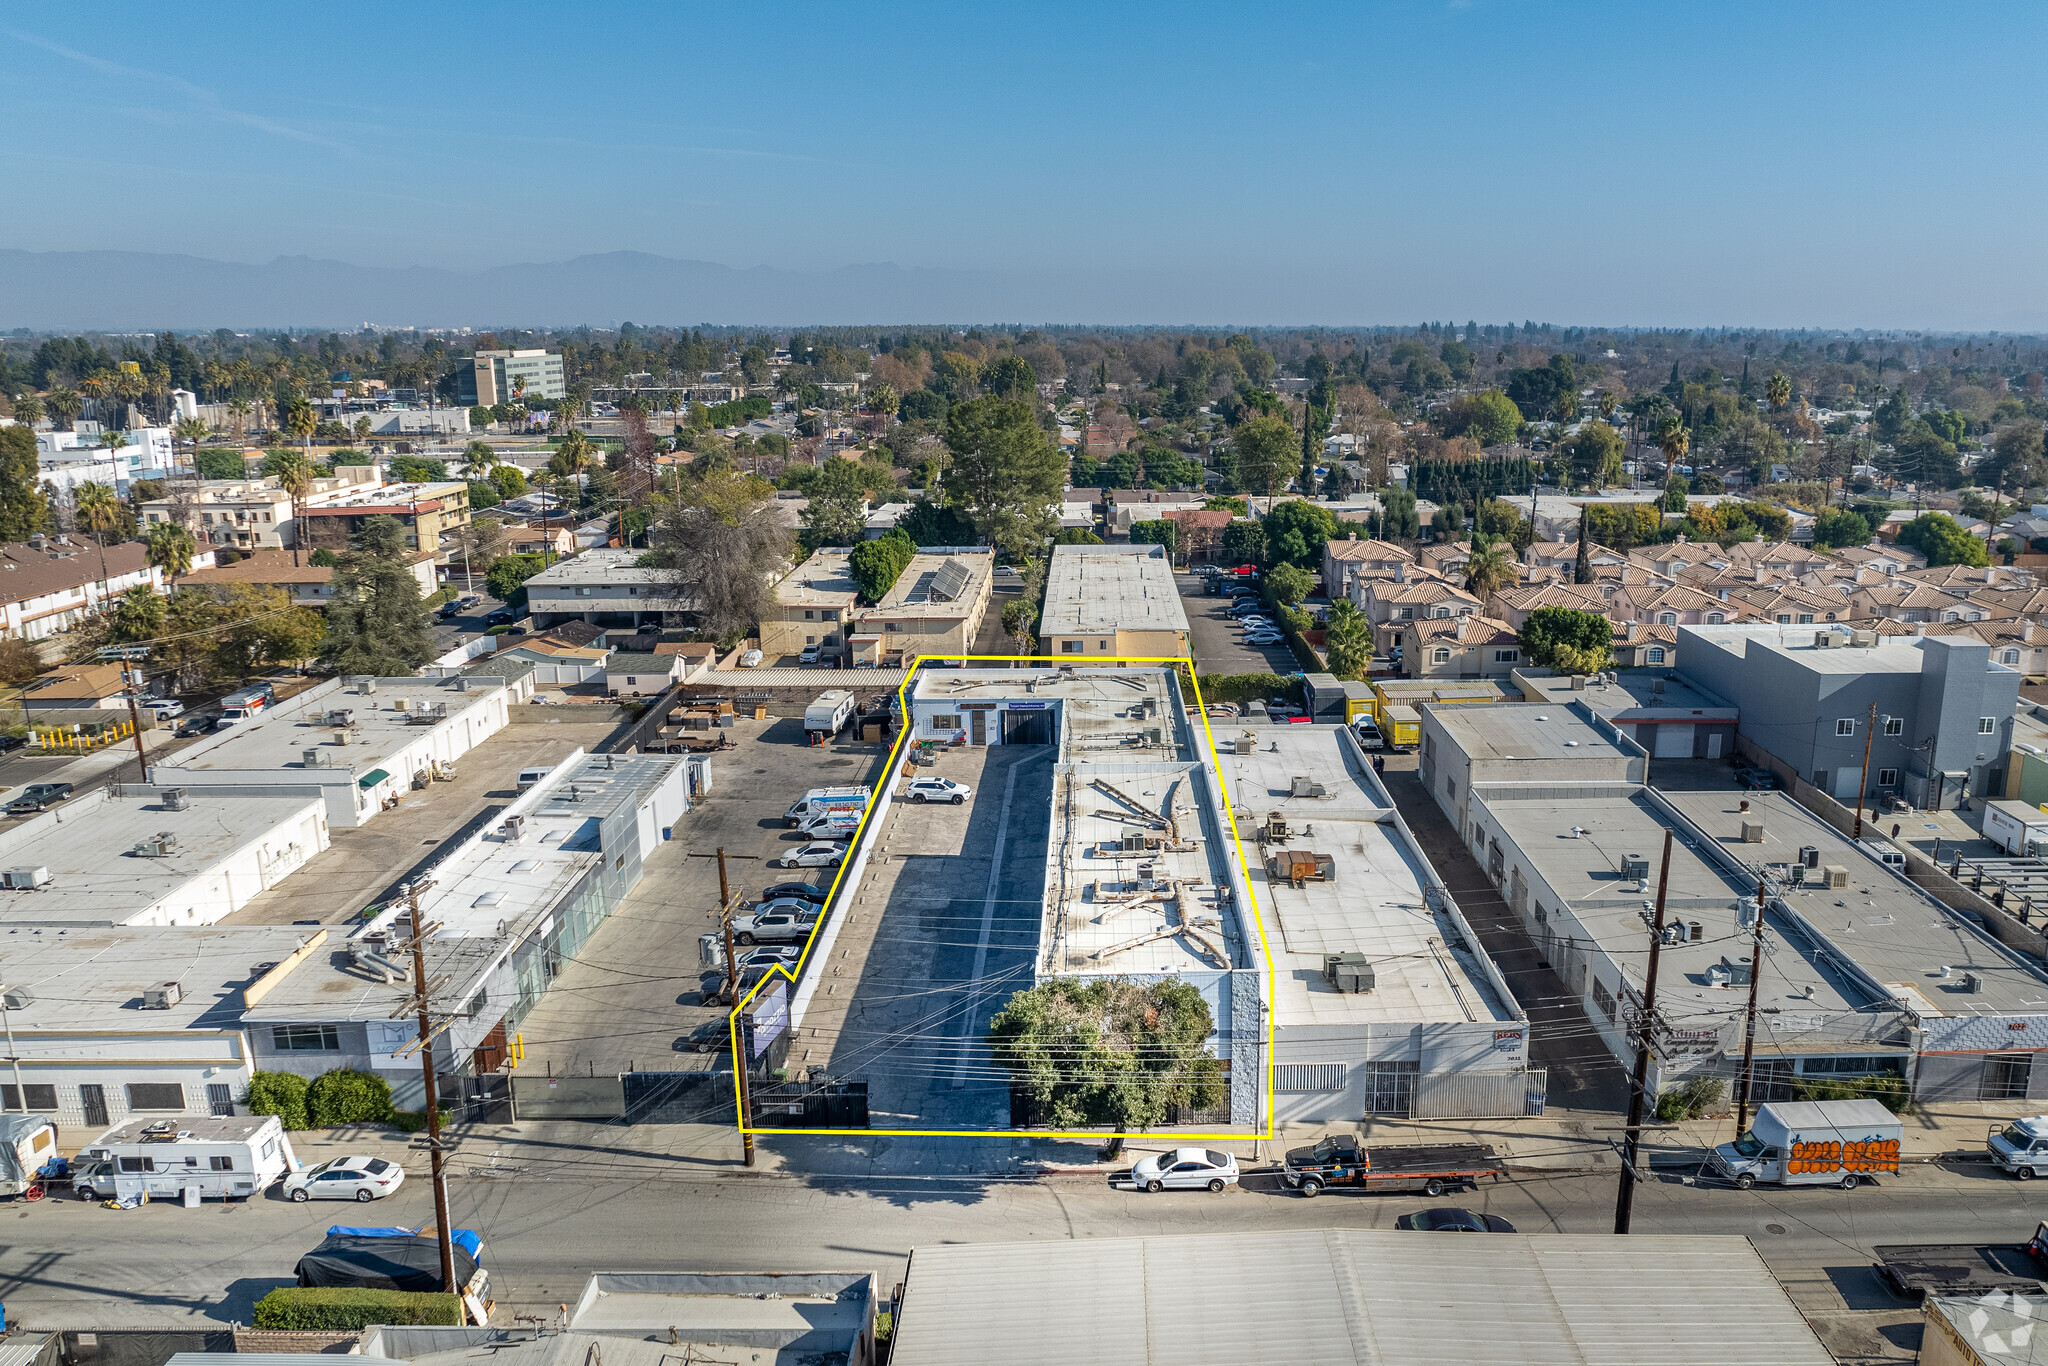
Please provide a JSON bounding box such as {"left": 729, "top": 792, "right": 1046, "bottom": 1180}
{"left": 332, "top": 729, "right": 351, "bottom": 746}
{"left": 1741, "top": 821, "right": 1766, "bottom": 843}
{"left": 162, "top": 788, "right": 190, "bottom": 811}
{"left": 357, "top": 677, "right": 378, "bottom": 695}
{"left": 1289, "top": 776, "right": 1328, "bottom": 799}
{"left": 502, "top": 814, "right": 527, "bottom": 843}
{"left": 1144, "top": 727, "right": 1163, "bottom": 745}
{"left": 1822, "top": 864, "right": 1850, "bottom": 889}
{"left": 303, "top": 748, "right": 329, "bottom": 769}
{"left": 1815, "top": 632, "right": 1837, "bottom": 649}
{"left": 1963, "top": 971, "right": 1983, "bottom": 994}
{"left": 132, "top": 832, "right": 178, "bottom": 858}
{"left": 1851, "top": 629, "right": 1878, "bottom": 647}
{"left": 391, "top": 696, "right": 411, "bottom": 712}
{"left": 1, "top": 867, "right": 50, "bottom": 890}
{"left": 1799, "top": 845, "right": 1821, "bottom": 869}
{"left": 1323, "top": 952, "right": 1376, "bottom": 994}
{"left": 1, "top": 988, "right": 32, "bottom": 1010}
{"left": 1620, "top": 853, "right": 1651, "bottom": 882}
{"left": 1788, "top": 863, "right": 1806, "bottom": 887}
{"left": 141, "top": 981, "right": 183, "bottom": 1010}
{"left": 1652, "top": 678, "right": 1666, "bottom": 694}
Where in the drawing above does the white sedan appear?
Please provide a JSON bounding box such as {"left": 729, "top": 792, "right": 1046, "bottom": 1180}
{"left": 774, "top": 842, "right": 847, "bottom": 868}
{"left": 283, "top": 1155, "right": 405, "bottom": 1203}
{"left": 738, "top": 649, "right": 764, "bottom": 669}
{"left": 1113, "top": 1147, "right": 1240, "bottom": 1193}
{"left": 906, "top": 777, "right": 972, "bottom": 804}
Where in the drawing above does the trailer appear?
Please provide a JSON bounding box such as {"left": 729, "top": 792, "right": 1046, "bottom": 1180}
{"left": 74, "top": 1115, "right": 297, "bottom": 1203}
{"left": 1280, "top": 1134, "right": 1503, "bottom": 1198}
{"left": 1710, "top": 1099, "right": 1902, "bottom": 1190}
{"left": 804, "top": 690, "right": 856, "bottom": 738}
{"left": 1984, "top": 800, "right": 2048, "bottom": 857}
{"left": 0, "top": 1115, "right": 61, "bottom": 1198}
{"left": 1873, "top": 1223, "right": 2048, "bottom": 1299}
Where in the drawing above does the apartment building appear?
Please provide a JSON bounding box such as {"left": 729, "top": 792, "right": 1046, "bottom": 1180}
{"left": 139, "top": 466, "right": 382, "bottom": 551}
{"left": 1038, "top": 543, "right": 1189, "bottom": 658}
{"left": 763, "top": 546, "right": 994, "bottom": 664}
{"left": 0, "top": 536, "right": 162, "bottom": 640}
{"left": 298, "top": 480, "right": 471, "bottom": 555}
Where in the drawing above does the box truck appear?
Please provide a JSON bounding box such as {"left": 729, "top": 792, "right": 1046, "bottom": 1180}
{"left": 1711, "top": 1098, "right": 1903, "bottom": 1190}
{"left": 1984, "top": 800, "right": 2048, "bottom": 857}
{"left": 784, "top": 785, "right": 871, "bottom": 828}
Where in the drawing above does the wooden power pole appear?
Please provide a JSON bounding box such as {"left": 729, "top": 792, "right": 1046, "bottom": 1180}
{"left": 688, "top": 847, "right": 760, "bottom": 1167}
{"left": 1614, "top": 828, "right": 1673, "bottom": 1235}
{"left": 395, "top": 881, "right": 458, "bottom": 1304}
{"left": 1732, "top": 871, "right": 1772, "bottom": 1136}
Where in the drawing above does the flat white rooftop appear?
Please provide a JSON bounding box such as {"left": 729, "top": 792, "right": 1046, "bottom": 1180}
{"left": 1220, "top": 727, "right": 1513, "bottom": 1028}
{"left": 1426, "top": 704, "right": 1633, "bottom": 763}
{"left": 152, "top": 675, "right": 506, "bottom": 777}
{"left": 0, "top": 924, "right": 318, "bottom": 1031}
{"left": 0, "top": 787, "right": 325, "bottom": 925}
{"left": 1038, "top": 543, "right": 1189, "bottom": 638}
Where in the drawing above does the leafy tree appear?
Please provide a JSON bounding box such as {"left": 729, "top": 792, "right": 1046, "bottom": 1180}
{"left": 1657, "top": 416, "right": 1690, "bottom": 473}
{"left": 987, "top": 976, "right": 1223, "bottom": 1148}
{"left": 1229, "top": 413, "right": 1295, "bottom": 501}
{"left": 309, "top": 548, "right": 339, "bottom": 568}
{"left": 216, "top": 585, "right": 325, "bottom": 675}
{"left": 1564, "top": 420, "right": 1626, "bottom": 490}
{"left": 1872, "top": 387, "right": 1913, "bottom": 443}
{"left": 1897, "top": 512, "right": 1990, "bottom": 568}
{"left": 1520, "top": 606, "right": 1614, "bottom": 671}
{"left": 195, "top": 447, "right": 246, "bottom": 480}
{"left": 848, "top": 530, "right": 915, "bottom": 602}
{"left": 898, "top": 389, "right": 949, "bottom": 423}
{"left": 1128, "top": 519, "right": 1177, "bottom": 557}
{"left": 799, "top": 458, "right": 872, "bottom": 550}
{"left": 1263, "top": 498, "right": 1337, "bottom": 569}
{"left": 1322, "top": 598, "right": 1370, "bottom": 679}
{"left": 1435, "top": 389, "right": 1522, "bottom": 446}
{"left": 487, "top": 463, "right": 527, "bottom": 499}
{"left": 322, "top": 515, "right": 433, "bottom": 673}
{"left": 940, "top": 397, "right": 1065, "bottom": 557}
{"left": 1478, "top": 498, "right": 1533, "bottom": 553}
{"left": 1504, "top": 355, "right": 1574, "bottom": 420}
{"left": 646, "top": 469, "right": 790, "bottom": 642}
{"left": 389, "top": 454, "right": 450, "bottom": 483}
{"left": 1380, "top": 486, "right": 1420, "bottom": 542}
{"left": 1812, "top": 507, "right": 1872, "bottom": 551}
{"left": 1266, "top": 561, "right": 1314, "bottom": 607}
{"left": 1220, "top": 521, "right": 1266, "bottom": 565}
{"left": 1891, "top": 421, "right": 1961, "bottom": 489}
{"left": 897, "top": 497, "right": 976, "bottom": 546}
{"left": 1661, "top": 471, "right": 1689, "bottom": 513}
{"left": 1053, "top": 527, "right": 1103, "bottom": 545}
{"left": 466, "top": 479, "right": 501, "bottom": 511}
{"left": 1983, "top": 421, "right": 2048, "bottom": 493}
{"left": 484, "top": 554, "right": 546, "bottom": 604}
{"left": 980, "top": 355, "right": 1037, "bottom": 402}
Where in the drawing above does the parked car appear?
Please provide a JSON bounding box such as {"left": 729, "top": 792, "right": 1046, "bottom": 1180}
{"left": 1352, "top": 718, "right": 1386, "bottom": 750}
{"left": 738, "top": 649, "right": 765, "bottom": 669}
{"left": 1203, "top": 703, "right": 1240, "bottom": 718}
{"left": 772, "top": 842, "right": 846, "bottom": 869}
{"left": 436, "top": 599, "right": 464, "bottom": 619}
{"left": 459, "top": 595, "right": 481, "bottom": 610}
{"left": 1266, "top": 701, "right": 1305, "bottom": 717}
{"left": 730, "top": 911, "right": 817, "bottom": 946}
{"left": 1395, "top": 1207, "right": 1517, "bottom": 1233}
{"left": 799, "top": 644, "right": 822, "bottom": 664}
{"left": 147, "top": 699, "right": 185, "bottom": 720}
{"left": 1244, "top": 631, "right": 1285, "bottom": 646}
{"left": 7, "top": 782, "right": 73, "bottom": 814}
{"left": 0, "top": 735, "right": 26, "bottom": 755}
{"left": 760, "top": 881, "right": 828, "bottom": 905}
{"left": 738, "top": 945, "right": 801, "bottom": 971}
{"left": 484, "top": 608, "right": 518, "bottom": 627}
{"left": 1110, "top": 1148, "right": 1240, "bottom": 1193}
{"left": 175, "top": 714, "right": 216, "bottom": 737}
{"left": 906, "top": 776, "right": 972, "bottom": 805}
{"left": 282, "top": 1155, "right": 405, "bottom": 1203}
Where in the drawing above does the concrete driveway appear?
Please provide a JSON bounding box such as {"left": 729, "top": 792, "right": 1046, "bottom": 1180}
{"left": 1178, "top": 574, "right": 1298, "bottom": 675}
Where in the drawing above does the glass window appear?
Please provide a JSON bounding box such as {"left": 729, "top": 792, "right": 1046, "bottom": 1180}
{"left": 1836, "top": 718, "right": 1856, "bottom": 736}
{"left": 272, "top": 1024, "right": 339, "bottom": 1052}
{"left": 125, "top": 1083, "right": 185, "bottom": 1111}
{"left": 1980, "top": 717, "right": 1997, "bottom": 735}
{"left": 0, "top": 1085, "right": 57, "bottom": 1111}
{"left": 1432, "top": 648, "right": 1450, "bottom": 664}
{"left": 1592, "top": 978, "right": 1616, "bottom": 1023}
{"left": 1707, "top": 613, "right": 1724, "bottom": 624}
{"left": 1884, "top": 717, "right": 1903, "bottom": 736}
{"left": 2005, "top": 650, "right": 2021, "bottom": 665}
{"left": 1878, "top": 768, "right": 1898, "bottom": 786}
{"left": 210, "top": 1155, "right": 235, "bottom": 1170}
{"left": 1494, "top": 650, "right": 1519, "bottom": 663}
{"left": 1647, "top": 648, "right": 1666, "bottom": 664}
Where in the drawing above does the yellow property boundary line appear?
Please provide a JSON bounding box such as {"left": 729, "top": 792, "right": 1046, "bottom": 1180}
{"left": 727, "top": 653, "right": 1277, "bottom": 1140}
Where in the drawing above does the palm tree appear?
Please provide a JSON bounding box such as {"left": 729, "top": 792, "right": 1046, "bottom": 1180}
{"left": 1462, "top": 539, "right": 1516, "bottom": 601}
{"left": 10, "top": 395, "right": 43, "bottom": 429}
{"left": 460, "top": 440, "right": 502, "bottom": 482}
{"left": 1765, "top": 370, "right": 1792, "bottom": 412}
{"left": 44, "top": 388, "right": 81, "bottom": 431}
{"left": 284, "top": 396, "right": 317, "bottom": 455}
{"left": 272, "top": 451, "right": 315, "bottom": 567}
{"left": 1657, "top": 416, "right": 1690, "bottom": 474}
{"left": 530, "top": 472, "right": 559, "bottom": 567}
{"left": 74, "top": 480, "right": 120, "bottom": 592}
{"left": 227, "top": 398, "right": 252, "bottom": 442}
{"left": 145, "top": 521, "right": 197, "bottom": 593}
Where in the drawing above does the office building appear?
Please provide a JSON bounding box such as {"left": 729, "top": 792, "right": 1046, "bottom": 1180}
{"left": 1038, "top": 543, "right": 1189, "bottom": 658}
{"left": 463, "top": 349, "right": 566, "bottom": 406}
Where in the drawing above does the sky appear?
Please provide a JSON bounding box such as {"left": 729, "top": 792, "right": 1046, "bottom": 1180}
{"left": 5, "top": 1, "right": 2048, "bottom": 328}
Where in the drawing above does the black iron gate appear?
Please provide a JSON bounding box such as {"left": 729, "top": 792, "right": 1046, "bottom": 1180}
{"left": 750, "top": 1079, "right": 869, "bottom": 1128}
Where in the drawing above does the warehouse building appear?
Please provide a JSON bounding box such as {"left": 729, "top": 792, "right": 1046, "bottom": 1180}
{"left": 0, "top": 785, "right": 328, "bottom": 926}
{"left": 240, "top": 750, "right": 689, "bottom": 1108}
{"left": 1218, "top": 725, "right": 1528, "bottom": 1121}
{"left": 149, "top": 673, "right": 522, "bottom": 828}
{"left": 886, "top": 1230, "right": 1833, "bottom": 1366}
{"left": 1037, "top": 543, "right": 1190, "bottom": 658}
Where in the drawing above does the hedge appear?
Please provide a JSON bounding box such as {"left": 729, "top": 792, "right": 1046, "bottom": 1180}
{"left": 245, "top": 1071, "right": 309, "bottom": 1130}
{"left": 306, "top": 1068, "right": 393, "bottom": 1127}
{"left": 253, "top": 1288, "right": 461, "bottom": 1330}
{"left": 1192, "top": 672, "right": 1304, "bottom": 706}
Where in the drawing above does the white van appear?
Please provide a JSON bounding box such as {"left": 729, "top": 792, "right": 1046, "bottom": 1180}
{"left": 783, "top": 786, "right": 871, "bottom": 828}
{"left": 516, "top": 766, "right": 553, "bottom": 792}
{"left": 1861, "top": 839, "right": 1907, "bottom": 874}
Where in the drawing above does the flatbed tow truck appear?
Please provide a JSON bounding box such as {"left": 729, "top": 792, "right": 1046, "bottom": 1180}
{"left": 1873, "top": 1222, "right": 2048, "bottom": 1300}
{"left": 1281, "top": 1134, "right": 1504, "bottom": 1198}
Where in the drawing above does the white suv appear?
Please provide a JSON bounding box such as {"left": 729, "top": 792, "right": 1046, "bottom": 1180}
{"left": 906, "top": 777, "right": 972, "bottom": 805}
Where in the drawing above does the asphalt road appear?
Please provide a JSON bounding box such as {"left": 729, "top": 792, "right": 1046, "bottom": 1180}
{"left": 1, "top": 1153, "right": 2035, "bottom": 1357}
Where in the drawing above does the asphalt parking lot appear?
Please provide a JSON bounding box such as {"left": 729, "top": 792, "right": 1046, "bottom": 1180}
{"left": 510, "top": 713, "right": 896, "bottom": 1089}
{"left": 1178, "top": 573, "right": 1297, "bottom": 675}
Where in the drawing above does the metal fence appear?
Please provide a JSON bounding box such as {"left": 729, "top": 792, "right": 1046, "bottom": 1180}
{"left": 510, "top": 1074, "right": 626, "bottom": 1119}
{"left": 1411, "top": 1069, "right": 1548, "bottom": 1119}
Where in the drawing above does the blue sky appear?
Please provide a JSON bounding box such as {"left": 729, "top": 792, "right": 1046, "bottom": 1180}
{"left": 5, "top": 2, "right": 2046, "bottom": 327}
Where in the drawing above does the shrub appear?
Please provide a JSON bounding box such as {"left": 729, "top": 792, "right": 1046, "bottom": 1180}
{"left": 1193, "top": 672, "right": 1304, "bottom": 706}
{"left": 305, "top": 1068, "right": 394, "bottom": 1127}
{"left": 386, "top": 1108, "right": 452, "bottom": 1135}
{"left": 245, "top": 1071, "right": 309, "bottom": 1130}
{"left": 1798, "top": 1073, "right": 1909, "bottom": 1113}
{"left": 253, "top": 1288, "right": 459, "bottom": 1330}
{"left": 1654, "top": 1076, "right": 1725, "bottom": 1122}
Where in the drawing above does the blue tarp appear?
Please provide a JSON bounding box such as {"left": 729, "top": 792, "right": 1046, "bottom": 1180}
{"left": 327, "top": 1225, "right": 484, "bottom": 1261}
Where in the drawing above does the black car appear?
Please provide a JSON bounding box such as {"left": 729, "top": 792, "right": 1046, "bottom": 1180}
{"left": 7, "top": 782, "right": 74, "bottom": 814}
{"left": 1395, "top": 1207, "right": 1517, "bottom": 1233}
{"left": 760, "top": 881, "right": 828, "bottom": 905}
{"left": 485, "top": 608, "right": 518, "bottom": 627}
{"left": 0, "top": 735, "right": 25, "bottom": 755}
{"left": 436, "top": 599, "right": 464, "bottom": 619}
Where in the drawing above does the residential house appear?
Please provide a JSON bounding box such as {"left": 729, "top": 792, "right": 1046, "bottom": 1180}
{"left": 1102, "top": 489, "right": 1204, "bottom": 537}
{"left": 603, "top": 651, "right": 682, "bottom": 696}
{"left": 1357, "top": 576, "right": 1481, "bottom": 653}
{"left": 1398, "top": 614, "right": 1522, "bottom": 679}
{"left": 178, "top": 547, "right": 437, "bottom": 607}
{"left": 1322, "top": 536, "right": 1414, "bottom": 598}
{"left": 0, "top": 537, "right": 163, "bottom": 641}
{"left": 20, "top": 662, "right": 130, "bottom": 711}
{"left": 1609, "top": 621, "right": 1680, "bottom": 669}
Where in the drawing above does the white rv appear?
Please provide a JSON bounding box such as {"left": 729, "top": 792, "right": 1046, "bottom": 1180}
{"left": 74, "top": 1115, "right": 299, "bottom": 1203}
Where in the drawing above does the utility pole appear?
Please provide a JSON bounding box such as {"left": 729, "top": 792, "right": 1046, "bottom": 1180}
{"left": 688, "top": 847, "right": 760, "bottom": 1167}
{"left": 1614, "top": 828, "right": 1674, "bottom": 1235}
{"left": 98, "top": 646, "right": 152, "bottom": 782}
{"left": 1852, "top": 700, "right": 1878, "bottom": 840}
{"left": 395, "top": 882, "right": 458, "bottom": 1306}
{"left": 1732, "top": 871, "right": 1771, "bottom": 1136}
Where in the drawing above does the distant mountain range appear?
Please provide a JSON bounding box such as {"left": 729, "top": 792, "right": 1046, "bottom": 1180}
{"left": 0, "top": 249, "right": 1082, "bottom": 331}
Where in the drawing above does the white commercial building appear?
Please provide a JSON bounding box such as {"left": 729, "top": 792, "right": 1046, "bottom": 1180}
{"left": 0, "top": 785, "right": 329, "bottom": 927}
{"left": 36, "top": 427, "right": 175, "bottom": 492}
{"left": 148, "top": 674, "right": 524, "bottom": 828}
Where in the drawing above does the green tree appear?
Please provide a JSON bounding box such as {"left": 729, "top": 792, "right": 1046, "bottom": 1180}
{"left": 305, "top": 1069, "right": 393, "bottom": 1127}
{"left": 244, "top": 1072, "right": 310, "bottom": 1130}
{"left": 193, "top": 446, "right": 244, "bottom": 480}
{"left": 1322, "top": 598, "right": 1370, "bottom": 679}
{"left": 0, "top": 428, "right": 48, "bottom": 540}
{"left": 1262, "top": 498, "right": 1337, "bottom": 569}
{"left": 1982, "top": 421, "right": 2047, "bottom": 493}
{"left": 74, "top": 480, "right": 120, "bottom": 585}
{"left": 799, "top": 458, "right": 872, "bottom": 550}
{"left": 322, "top": 515, "right": 433, "bottom": 673}
{"left": 459, "top": 440, "right": 501, "bottom": 481}
{"left": 1436, "top": 389, "right": 1522, "bottom": 446}
{"left": 146, "top": 520, "right": 197, "bottom": 591}
{"left": 1812, "top": 507, "right": 1872, "bottom": 551}
{"left": 939, "top": 397, "right": 1065, "bottom": 557}
{"left": 1053, "top": 527, "right": 1104, "bottom": 545}
{"left": 1230, "top": 413, "right": 1295, "bottom": 503}
{"left": 987, "top": 976, "right": 1223, "bottom": 1151}
{"left": 1896, "top": 512, "right": 1990, "bottom": 568}
{"left": 1657, "top": 416, "right": 1690, "bottom": 473}
{"left": 1128, "top": 519, "right": 1177, "bottom": 558}
{"left": 646, "top": 468, "right": 790, "bottom": 641}
{"left": 1462, "top": 540, "right": 1516, "bottom": 600}
{"left": 1564, "top": 420, "right": 1626, "bottom": 491}
{"left": 284, "top": 395, "right": 317, "bottom": 453}
{"left": 1519, "top": 606, "right": 1615, "bottom": 671}
{"left": 264, "top": 449, "right": 315, "bottom": 566}
{"left": 1661, "top": 471, "right": 1690, "bottom": 513}
{"left": 1220, "top": 520, "right": 1266, "bottom": 565}
{"left": 897, "top": 498, "right": 976, "bottom": 546}
{"left": 1266, "top": 561, "right": 1314, "bottom": 607}
{"left": 484, "top": 553, "right": 546, "bottom": 604}
{"left": 848, "top": 530, "right": 915, "bottom": 602}
{"left": 980, "top": 355, "right": 1038, "bottom": 402}
{"left": 1765, "top": 370, "right": 1792, "bottom": 412}
{"left": 1380, "top": 487, "right": 1420, "bottom": 542}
